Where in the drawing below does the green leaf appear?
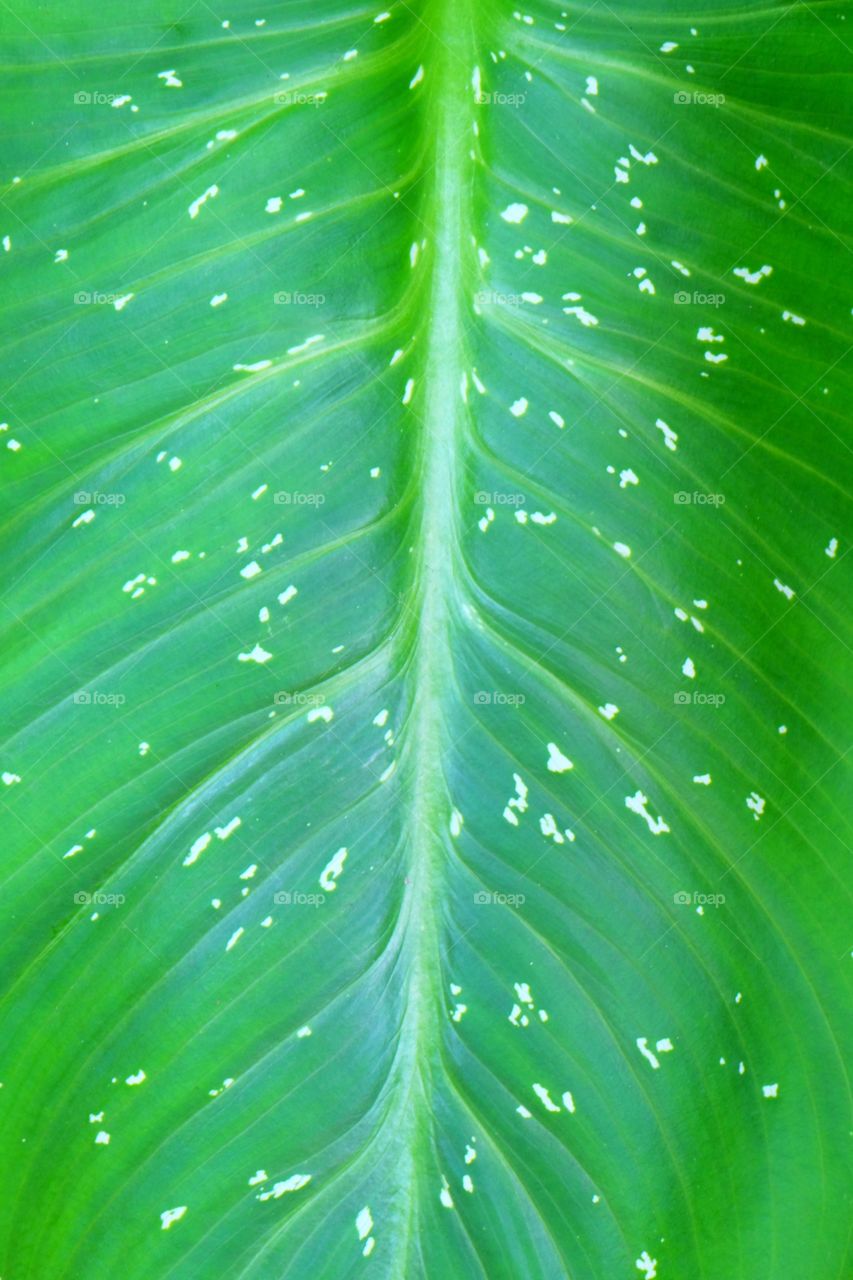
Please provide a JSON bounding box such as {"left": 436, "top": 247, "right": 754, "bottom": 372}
{"left": 1, "top": 1, "right": 850, "bottom": 1277}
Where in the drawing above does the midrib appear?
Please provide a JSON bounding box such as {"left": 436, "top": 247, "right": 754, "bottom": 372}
{"left": 390, "top": 0, "right": 474, "bottom": 1264}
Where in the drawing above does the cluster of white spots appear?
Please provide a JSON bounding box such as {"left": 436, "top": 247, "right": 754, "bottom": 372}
{"left": 500, "top": 202, "right": 529, "bottom": 224}
{"left": 287, "top": 334, "right": 323, "bottom": 356}
{"left": 674, "top": 605, "right": 704, "bottom": 634}
{"left": 636, "top": 1250, "right": 658, "bottom": 1279}
{"left": 655, "top": 418, "right": 678, "bottom": 451}
{"left": 319, "top": 846, "right": 348, "bottom": 892}
{"left": 546, "top": 742, "right": 573, "bottom": 773}
{"left": 539, "top": 812, "right": 575, "bottom": 845}
{"left": 562, "top": 293, "right": 598, "bottom": 327}
{"left": 478, "top": 505, "right": 495, "bottom": 534}
{"left": 188, "top": 185, "right": 219, "bottom": 219}
{"left": 355, "top": 1206, "right": 375, "bottom": 1257}
{"left": 631, "top": 265, "right": 655, "bottom": 296}
{"left": 503, "top": 773, "right": 528, "bottom": 826}
{"left": 122, "top": 572, "right": 157, "bottom": 600}
{"left": 734, "top": 263, "right": 772, "bottom": 286}
{"left": 636, "top": 1037, "right": 673, "bottom": 1069}
{"left": 233, "top": 359, "right": 272, "bottom": 373}
{"left": 63, "top": 829, "right": 96, "bottom": 860}
{"left": 257, "top": 1174, "right": 312, "bottom": 1201}
{"left": 138, "top": 741, "right": 150, "bottom": 757}
{"left": 160, "top": 1206, "right": 187, "bottom": 1230}
{"left": 625, "top": 791, "right": 670, "bottom": 836}
{"left": 206, "top": 129, "right": 238, "bottom": 152}
{"left": 155, "top": 450, "right": 183, "bottom": 472}
{"left": 238, "top": 643, "right": 272, "bottom": 664}
{"left": 773, "top": 577, "right": 795, "bottom": 600}
{"left": 693, "top": 773, "right": 712, "bottom": 785}
{"left": 671, "top": 259, "right": 689, "bottom": 276}
{"left": 762, "top": 1082, "right": 779, "bottom": 1098}
{"left": 618, "top": 468, "right": 639, "bottom": 489}
{"left": 157, "top": 69, "right": 183, "bottom": 88}
{"left": 515, "top": 510, "right": 557, "bottom": 526}
{"left": 509, "top": 981, "right": 544, "bottom": 1028}
{"left": 183, "top": 818, "right": 241, "bottom": 868}
{"left": 208, "top": 1076, "right": 235, "bottom": 1098}
{"left": 782, "top": 310, "right": 805, "bottom": 326}
{"left": 450, "top": 981, "right": 467, "bottom": 1023}
{"left": 2, "top": 771, "right": 21, "bottom": 786}
{"left": 307, "top": 705, "right": 334, "bottom": 724}
{"left": 746, "top": 791, "right": 766, "bottom": 821}
{"left": 248, "top": 1170, "right": 268, "bottom": 1186}
{"left": 598, "top": 703, "right": 619, "bottom": 721}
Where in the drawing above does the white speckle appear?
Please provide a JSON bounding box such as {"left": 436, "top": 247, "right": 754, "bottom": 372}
{"left": 546, "top": 742, "right": 573, "bottom": 773}
{"left": 54, "top": 248, "right": 68, "bottom": 263}
{"left": 238, "top": 644, "right": 272, "bottom": 664}
{"left": 248, "top": 1170, "right": 268, "bottom": 1186}
{"left": 746, "top": 791, "right": 766, "bottom": 821}
{"left": 216, "top": 817, "right": 241, "bottom": 840}
{"left": 450, "top": 808, "right": 464, "bottom": 837}
{"left": 693, "top": 773, "right": 712, "bottom": 785}
{"left": 655, "top": 418, "right": 678, "bottom": 451}
{"left": 782, "top": 310, "right": 805, "bottom": 326}
{"left": 225, "top": 926, "right": 244, "bottom": 952}
{"left": 500, "top": 202, "right": 529, "bottom": 224}
{"left": 113, "top": 293, "right": 134, "bottom": 312}
{"left": 409, "top": 65, "right": 425, "bottom": 88}
{"left": 636, "top": 1037, "right": 660, "bottom": 1069}
{"left": 319, "top": 846, "right": 348, "bottom": 892}
{"left": 625, "top": 791, "right": 670, "bottom": 836}
{"left": 562, "top": 1090, "right": 576, "bottom": 1113}
{"left": 619, "top": 469, "right": 639, "bottom": 489}
{"left": 548, "top": 410, "right": 565, "bottom": 428}
{"left": 755, "top": 154, "right": 768, "bottom": 170}
{"left": 825, "top": 537, "right": 838, "bottom": 558}
{"left": 160, "top": 1207, "right": 187, "bottom": 1230}
{"left": 613, "top": 542, "right": 632, "bottom": 559}
{"left": 516, "top": 1104, "right": 532, "bottom": 1118}
{"left": 257, "top": 1174, "right": 312, "bottom": 1201}
{"left": 171, "top": 549, "right": 190, "bottom": 563}
{"left": 402, "top": 378, "right": 415, "bottom": 405}
{"left": 636, "top": 1250, "right": 658, "bottom": 1279}
{"left": 233, "top": 360, "right": 272, "bottom": 373}
{"left": 510, "top": 397, "right": 528, "bottom": 417}
{"left": 598, "top": 703, "right": 619, "bottom": 721}
{"left": 265, "top": 196, "right": 283, "bottom": 214}
{"left": 762, "top": 1082, "right": 779, "bottom": 1098}
{"left": 138, "top": 742, "right": 150, "bottom": 757}
{"left": 660, "top": 41, "right": 678, "bottom": 51}
{"left": 240, "top": 560, "right": 262, "bottom": 580}
{"left": 278, "top": 585, "right": 298, "bottom": 606}
{"left": 1, "top": 771, "right": 21, "bottom": 786}
{"left": 157, "top": 69, "right": 183, "bottom": 88}
{"left": 168, "top": 456, "right": 182, "bottom": 471}
{"left": 94, "top": 1130, "right": 110, "bottom": 1145}
{"left": 356, "top": 1206, "right": 373, "bottom": 1241}
{"left": 188, "top": 185, "right": 219, "bottom": 219}
{"left": 296, "top": 1025, "right": 312, "bottom": 1038}
{"left": 439, "top": 1177, "right": 454, "bottom": 1208}
{"left": 733, "top": 264, "right": 772, "bottom": 286}
{"left": 532, "top": 1083, "right": 561, "bottom": 1112}
{"left": 682, "top": 657, "right": 696, "bottom": 679}
{"left": 125, "top": 1070, "right": 146, "bottom": 1086}
{"left": 286, "top": 334, "right": 324, "bottom": 356}
{"left": 773, "top": 578, "right": 795, "bottom": 600}
{"left": 307, "top": 705, "right": 333, "bottom": 724}
{"left": 343, "top": 48, "right": 358, "bottom": 61}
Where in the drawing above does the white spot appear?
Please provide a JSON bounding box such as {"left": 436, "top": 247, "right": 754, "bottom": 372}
{"left": 655, "top": 418, "right": 678, "bottom": 451}
{"left": 257, "top": 1175, "right": 312, "bottom": 1201}
{"left": 546, "top": 742, "right": 573, "bottom": 773}
{"left": 319, "top": 846, "right": 348, "bottom": 892}
{"left": 532, "top": 1083, "right": 561, "bottom": 1112}
{"left": 509, "top": 397, "right": 528, "bottom": 417}
{"left": 636, "top": 1038, "right": 660, "bottom": 1069}
{"left": 409, "top": 65, "right": 425, "bottom": 88}
{"left": 225, "top": 927, "right": 244, "bottom": 952}
{"left": 773, "top": 578, "right": 795, "bottom": 600}
{"left": 762, "top": 1083, "right": 779, "bottom": 1098}
{"left": 307, "top": 705, "right": 333, "bottom": 724}
{"left": 598, "top": 703, "right": 619, "bottom": 721}
{"left": 160, "top": 1207, "right": 187, "bottom": 1230}
{"left": 625, "top": 791, "right": 670, "bottom": 836}
{"left": 613, "top": 542, "right": 632, "bottom": 559}
{"left": 825, "top": 537, "right": 838, "bottom": 558}
{"left": 693, "top": 773, "right": 712, "bottom": 785}
{"left": 125, "top": 1070, "right": 146, "bottom": 1086}
{"left": 238, "top": 644, "right": 272, "bottom": 664}
{"left": 682, "top": 657, "right": 696, "bottom": 679}
{"left": 635, "top": 1250, "right": 658, "bottom": 1279}
{"left": 500, "top": 202, "right": 529, "bottom": 224}
{"left": 188, "top": 185, "right": 219, "bottom": 219}
{"left": 746, "top": 791, "right": 766, "bottom": 821}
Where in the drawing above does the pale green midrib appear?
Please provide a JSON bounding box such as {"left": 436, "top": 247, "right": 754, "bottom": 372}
{"left": 388, "top": 2, "right": 474, "bottom": 1271}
